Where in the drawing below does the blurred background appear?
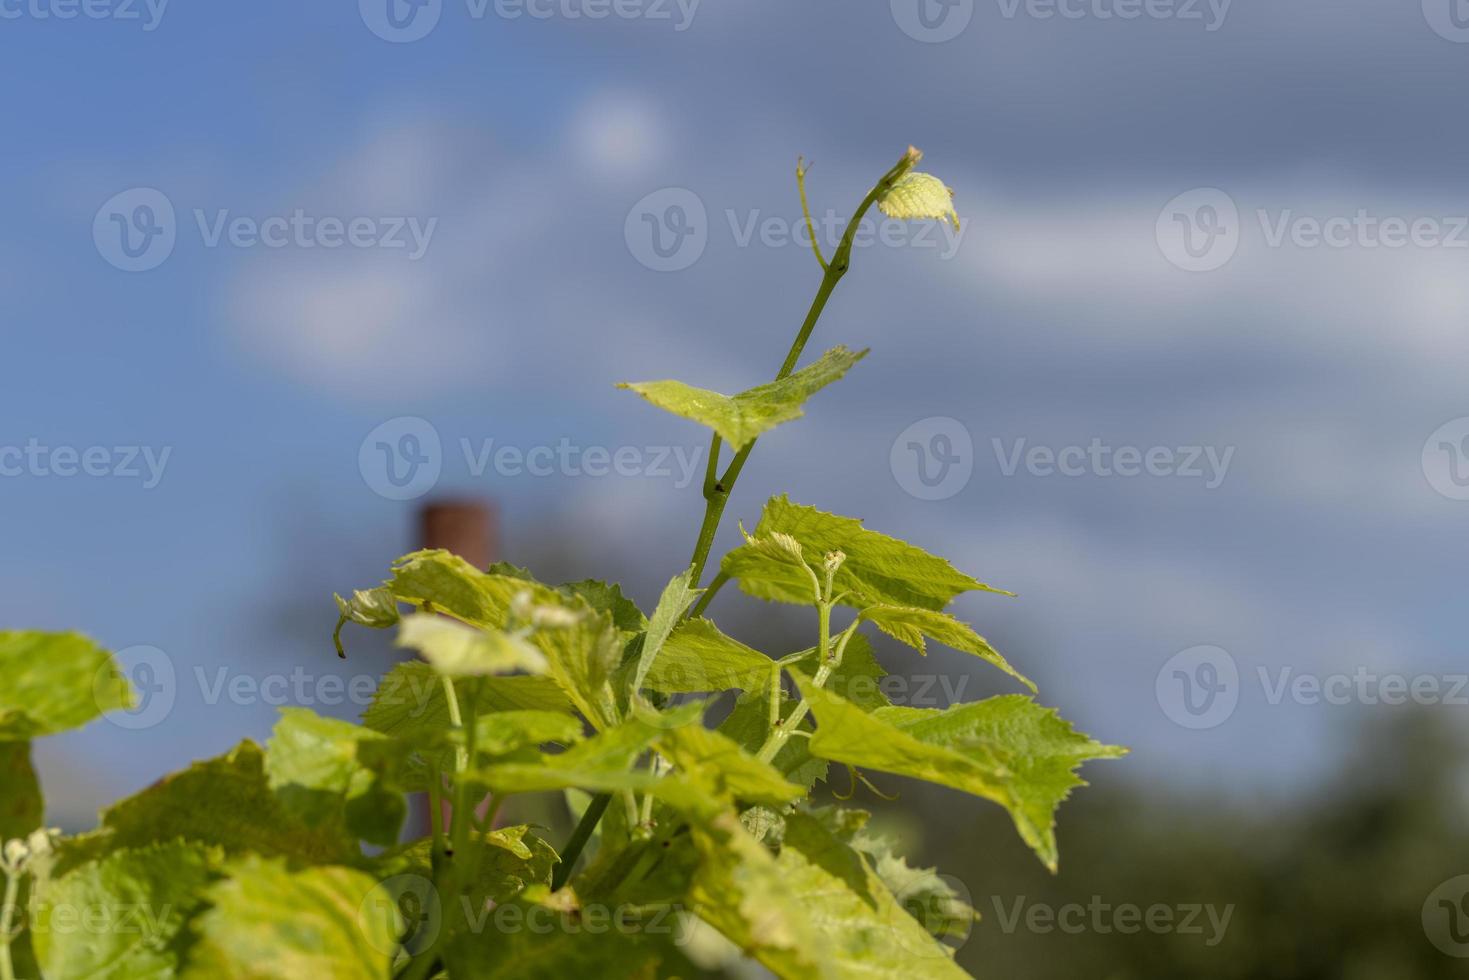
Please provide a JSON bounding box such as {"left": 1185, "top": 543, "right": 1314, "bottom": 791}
{"left": 3, "top": 0, "right": 1468, "bottom": 974}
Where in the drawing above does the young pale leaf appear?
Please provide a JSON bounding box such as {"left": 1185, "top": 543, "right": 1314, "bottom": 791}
{"left": 182, "top": 857, "right": 397, "bottom": 980}
{"left": 859, "top": 603, "right": 1035, "bottom": 692}
{"left": 630, "top": 568, "right": 699, "bottom": 695}
{"left": 349, "top": 551, "right": 627, "bottom": 728}
{"left": 333, "top": 587, "right": 400, "bottom": 656}
{"left": 386, "top": 550, "right": 561, "bottom": 630}
{"left": 395, "top": 613, "right": 549, "bottom": 677}
{"left": 638, "top": 618, "right": 774, "bottom": 694}
{"left": 686, "top": 809, "right": 968, "bottom": 979}
{"left": 721, "top": 497, "right": 1010, "bottom": 611}
{"left": 265, "top": 708, "right": 407, "bottom": 847}
{"left": 32, "top": 840, "right": 215, "bottom": 980}
{"left": 618, "top": 346, "right": 868, "bottom": 450}
{"left": 877, "top": 172, "right": 959, "bottom": 230}
{"left": 0, "top": 631, "right": 132, "bottom": 739}
{"left": 798, "top": 681, "right": 1126, "bottom": 872}
{"left": 837, "top": 811, "right": 979, "bottom": 945}
{"left": 0, "top": 740, "right": 42, "bottom": 841}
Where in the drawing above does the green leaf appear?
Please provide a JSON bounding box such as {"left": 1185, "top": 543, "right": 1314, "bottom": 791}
{"left": 181, "top": 857, "right": 397, "bottom": 980}
{"left": 721, "top": 497, "right": 1009, "bottom": 611}
{"left": 471, "top": 718, "right": 664, "bottom": 795}
{"left": 639, "top": 618, "right": 774, "bottom": 694}
{"left": 363, "top": 661, "right": 572, "bottom": 751}
{"left": 439, "top": 898, "right": 669, "bottom": 980}
{"left": 265, "top": 708, "right": 406, "bottom": 848}
{"left": 798, "top": 681, "right": 1126, "bottom": 871}
{"left": 558, "top": 579, "right": 647, "bottom": 634}
{"left": 372, "top": 825, "right": 560, "bottom": 907}
{"left": 656, "top": 723, "right": 804, "bottom": 808}
{"left": 531, "top": 611, "right": 624, "bottom": 731}
{"left": 460, "top": 710, "right": 585, "bottom": 757}
{"left": 618, "top": 346, "right": 868, "bottom": 450}
{"left": 0, "top": 740, "right": 42, "bottom": 841}
{"left": 0, "top": 631, "right": 132, "bottom": 739}
{"left": 395, "top": 613, "right": 548, "bottom": 677}
{"left": 859, "top": 603, "right": 1034, "bottom": 692}
{"left": 97, "top": 741, "right": 355, "bottom": 864}
{"left": 349, "top": 551, "right": 624, "bottom": 728}
{"left": 877, "top": 172, "right": 959, "bottom": 230}
{"left": 629, "top": 569, "right": 699, "bottom": 696}
{"left": 32, "top": 840, "right": 216, "bottom": 980}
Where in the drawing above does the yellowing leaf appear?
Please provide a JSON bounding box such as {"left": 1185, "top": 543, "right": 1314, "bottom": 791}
{"left": 877, "top": 172, "right": 958, "bottom": 230}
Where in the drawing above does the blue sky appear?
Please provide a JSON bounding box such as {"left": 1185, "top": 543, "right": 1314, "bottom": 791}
{"left": 3, "top": 0, "right": 1468, "bottom": 825}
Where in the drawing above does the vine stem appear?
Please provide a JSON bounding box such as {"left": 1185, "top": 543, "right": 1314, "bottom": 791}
{"left": 551, "top": 793, "right": 610, "bottom": 890}
{"left": 684, "top": 148, "right": 916, "bottom": 591}
{"left": 556, "top": 147, "right": 921, "bottom": 889}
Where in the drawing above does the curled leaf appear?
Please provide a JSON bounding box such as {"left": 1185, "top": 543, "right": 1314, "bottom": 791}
{"left": 877, "top": 172, "right": 959, "bottom": 230}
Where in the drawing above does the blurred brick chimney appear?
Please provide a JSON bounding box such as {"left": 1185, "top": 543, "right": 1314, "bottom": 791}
{"left": 418, "top": 500, "right": 498, "bottom": 569}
